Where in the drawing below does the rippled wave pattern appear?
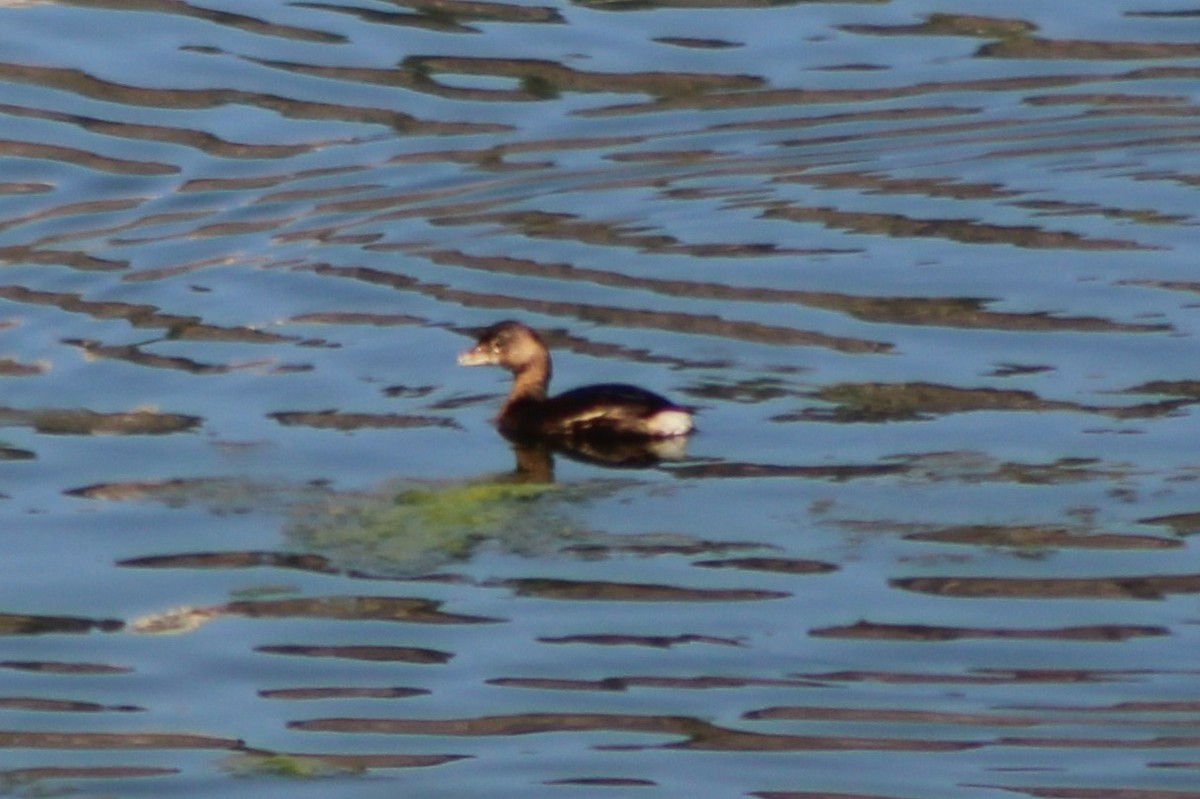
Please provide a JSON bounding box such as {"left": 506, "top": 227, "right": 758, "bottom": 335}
{"left": 1, "top": 1, "right": 1199, "bottom": 797}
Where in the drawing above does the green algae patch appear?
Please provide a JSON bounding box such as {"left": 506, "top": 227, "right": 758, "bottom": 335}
{"left": 224, "top": 753, "right": 362, "bottom": 779}
{"left": 288, "top": 479, "right": 585, "bottom": 575}
{"left": 67, "top": 473, "right": 625, "bottom": 576}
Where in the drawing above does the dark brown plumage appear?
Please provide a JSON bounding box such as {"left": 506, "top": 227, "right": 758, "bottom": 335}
{"left": 458, "top": 320, "right": 694, "bottom": 440}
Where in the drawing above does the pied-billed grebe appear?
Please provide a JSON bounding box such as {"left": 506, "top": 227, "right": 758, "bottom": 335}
{"left": 458, "top": 320, "right": 694, "bottom": 440}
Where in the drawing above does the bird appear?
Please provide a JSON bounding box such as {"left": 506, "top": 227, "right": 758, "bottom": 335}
{"left": 457, "top": 320, "right": 694, "bottom": 441}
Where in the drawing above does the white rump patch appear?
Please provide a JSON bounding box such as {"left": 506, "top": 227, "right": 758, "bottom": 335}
{"left": 646, "top": 409, "right": 694, "bottom": 438}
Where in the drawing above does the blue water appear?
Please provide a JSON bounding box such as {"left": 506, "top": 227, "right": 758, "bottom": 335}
{"left": 1, "top": 0, "right": 1199, "bottom": 797}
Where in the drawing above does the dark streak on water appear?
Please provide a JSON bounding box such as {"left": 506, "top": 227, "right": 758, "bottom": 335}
{"left": 1, "top": 1, "right": 1199, "bottom": 798}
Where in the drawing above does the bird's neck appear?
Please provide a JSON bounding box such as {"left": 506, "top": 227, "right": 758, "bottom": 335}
{"left": 506, "top": 356, "right": 551, "bottom": 406}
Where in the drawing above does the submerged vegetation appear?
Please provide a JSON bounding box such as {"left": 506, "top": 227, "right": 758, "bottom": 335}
{"left": 287, "top": 479, "right": 598, "bottom": 575}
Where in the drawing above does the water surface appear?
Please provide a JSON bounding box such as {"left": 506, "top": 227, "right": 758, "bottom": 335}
{"left": 1, "top": 1, "right": 1199, "bottom": 797}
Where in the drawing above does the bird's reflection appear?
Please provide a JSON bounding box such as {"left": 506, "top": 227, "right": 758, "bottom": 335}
{"left": 506, "top": 430, "right": 690, "bottom": 483}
